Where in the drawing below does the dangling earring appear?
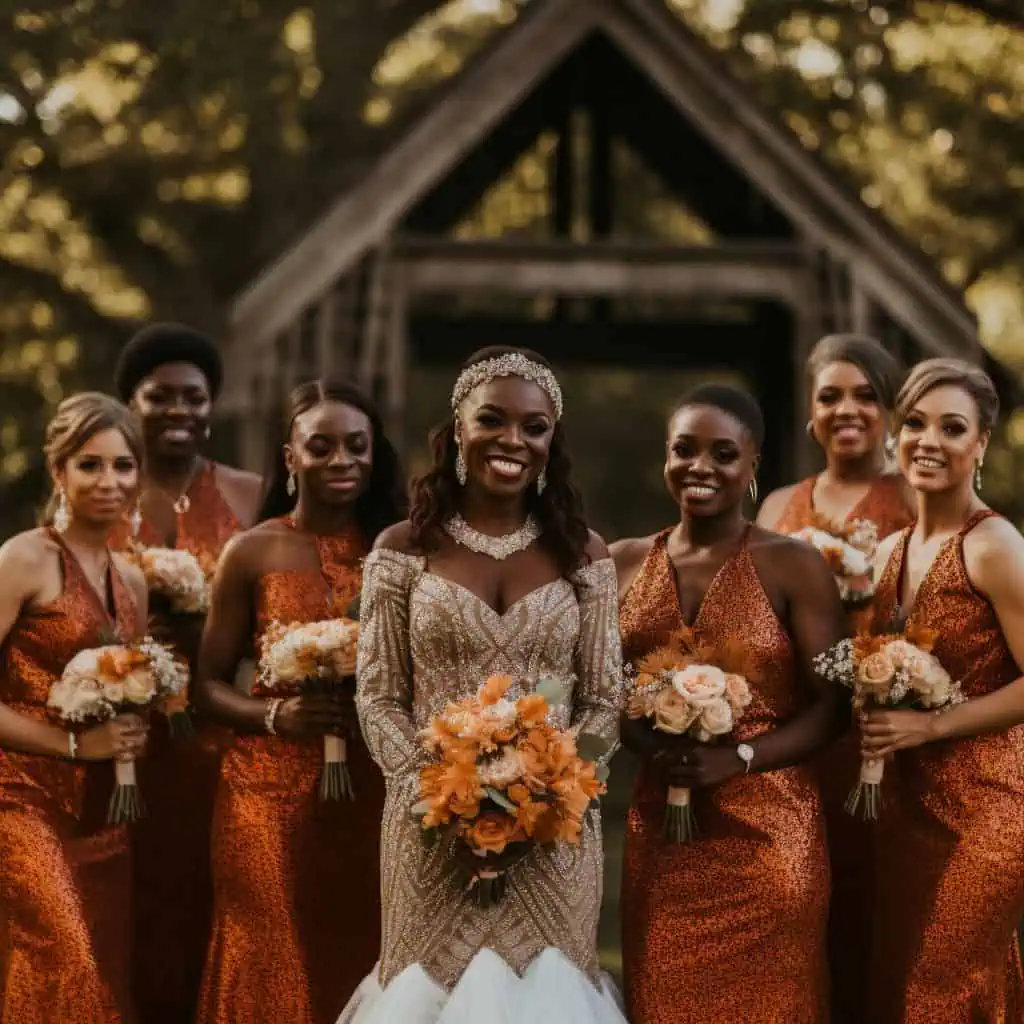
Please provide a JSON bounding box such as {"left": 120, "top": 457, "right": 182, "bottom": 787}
{"left": 286, "top": 471, "right": 296, "bottom": 497}
{"left": 748, "top": 477, "right": 759, "bottom": 504}
{"left": 203, "top": 424, "right": 212, "bottom": 441}
{"left": 975, "top": 458, "right": 984, "bottom": 493}
{"left": 53, "top": 488, "right": 71, "bottom": 533}
{"left": 884, "top": 434, "right": 897, "bottom": 460}
{"left": 455, "top": 438, "right": 468, "bottom": 487}
{"left": 129, "top": 501, "right": 142, "bottom": 537}
{"left": 537, "top": 469, "right": 547, "bottom": 496}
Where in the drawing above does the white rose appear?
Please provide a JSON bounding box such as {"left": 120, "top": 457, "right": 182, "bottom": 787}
{"left": 672, "top": 664, "right": 727, "bottom": 706}
{"left": 122, "top": 669, "right": 155, "bottom": 705}
{"left": 698, "top": 698, "right": 734, "bottom": 737}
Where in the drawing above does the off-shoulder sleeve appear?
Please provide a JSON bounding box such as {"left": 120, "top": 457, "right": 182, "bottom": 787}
{"left": 356, "top": 548, "right": 425, "bottom": 780}
{"left": 571, "top": 557, "right": 625, "bottom": 763}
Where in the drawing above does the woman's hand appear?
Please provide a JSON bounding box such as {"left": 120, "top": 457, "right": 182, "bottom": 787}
{"left": 859, "top": 708, "right": 939, "bottom": 758}
{"left": 665, "top": 743, "right": 745, "bottom": 789}
{"left": 77, "top": 714, "right": 149, "bottom": 762}
{"left": 273, "top": 693, "right": 350, "bottom": 739}
{"left": 453, "top": 838, "right": 534, "bottom": 877}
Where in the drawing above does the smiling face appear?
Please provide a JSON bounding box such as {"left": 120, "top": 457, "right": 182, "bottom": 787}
{"left": 285, "top": 400, "right": 373, "bottom": 509}
{"left": 665, "top": 404, "right": 757, "bottom": 518}
{"left": 457, "top": 376, "right": 555, "bottom": 500}
{"left": 810, "top": 360, "right": 886, "bottom": 462}
{"left": 898, "top": 383, "right": 987, "bottom": 495}
{"left": 55, "top": 427, "right": 140, "bottom": 527}
{"left": 132, "top": 361, "right": 213, "bottom": 459}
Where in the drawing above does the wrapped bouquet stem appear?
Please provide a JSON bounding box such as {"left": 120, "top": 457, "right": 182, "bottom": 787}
{"left": 664, "top": 785, "right": 696, "bottom": 843}
{"left": 846, "top": 756, "right": 885, "bottom": 820}
{"left": 321, "top": 734, "right": 353, "bottom": 801}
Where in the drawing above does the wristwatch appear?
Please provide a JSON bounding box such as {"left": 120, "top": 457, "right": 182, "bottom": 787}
{"left": 736, "top": 743, "right": 755, "bottom": 773}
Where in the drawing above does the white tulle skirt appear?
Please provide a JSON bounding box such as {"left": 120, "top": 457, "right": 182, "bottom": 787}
{"left": 337, "top": 948, "right": 627, "bottom": 1024}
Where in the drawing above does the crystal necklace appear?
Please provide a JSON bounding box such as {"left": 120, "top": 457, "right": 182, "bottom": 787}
{"left": 443, "top": 513, "right": 542, "bottom": 561}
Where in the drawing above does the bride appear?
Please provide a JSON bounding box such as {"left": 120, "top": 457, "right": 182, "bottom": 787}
{"left": 339, "top": 346, "right": 626, "bottom": 1023}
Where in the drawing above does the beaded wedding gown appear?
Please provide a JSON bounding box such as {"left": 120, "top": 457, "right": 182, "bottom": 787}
{"left": 337, "top": 548, "right": 627, "bottom": 1024}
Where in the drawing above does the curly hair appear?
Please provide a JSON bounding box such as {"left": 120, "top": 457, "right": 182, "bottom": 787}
{"left": 259, "top": 379, "right": 407, "bottom": 543}
{"left": 409, "top": 346, "right": 589, "bottom": 576}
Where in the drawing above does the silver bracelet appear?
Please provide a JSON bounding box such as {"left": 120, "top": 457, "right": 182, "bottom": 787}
{"left": 264, "top": 698, "right": 284, "bottom": 736}
{"left": 67, "top": 732, "right": 78, "bottom": 760}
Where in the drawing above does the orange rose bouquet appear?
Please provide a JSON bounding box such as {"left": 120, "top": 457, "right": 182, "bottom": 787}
{"left": 626, "top": 629, "right": 753, "bottom": 843}
{"left": 47, "top": 637, "right": 189, "bottom": 822}
{"left": 413, "top": 675, "right": 610, "bottom": 908}
{"left": 258, "top": 616, "right": 360, "bottom": 801}
{"left": 792, "top": 514, "right": 877, "bottom": 607}
{"left": 814, "top": 624, "right": 965, "bottom": 819}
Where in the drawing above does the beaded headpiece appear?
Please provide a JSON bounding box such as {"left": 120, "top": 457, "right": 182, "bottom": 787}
{"left": 450, "top": 354, "right": 563, "bottom": 420}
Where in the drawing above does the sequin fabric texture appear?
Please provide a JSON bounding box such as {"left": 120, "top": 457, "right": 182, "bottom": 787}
{"left": 114, "top": 461, "right": 241, "bottom": 1024}
{"left": 355, "top": 550, "right": 623, "bottom": 991}
{"left": 867, "top": 510, "right": 1024, "bottom": 1023}
{"left": 0, "top": 529, "right": 139, "bottom": 1023}
{"left": 619, "top": 530, "right": 830, "bottom": 1024}
{"left": 774, "top": 472, "right": 913, "bottom": 1024}
{"left": 196, "top": 521, "right": 384, "bottom": 1024}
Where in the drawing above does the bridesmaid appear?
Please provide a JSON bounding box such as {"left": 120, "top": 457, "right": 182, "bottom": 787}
{"left": 195, "top": 380, "right": 405, "bottom": 1024}
{"left": 614, "top": 383, "right": 846, "bottom": 1023}
{"left": 758, "top": 332, "right": 913, "bottom": 1024}
{"left": 0, "top": 393, "right": 149, "bottom": 1023}
{"left": 861, "top": 358, "right": 1024, "bottom": 1023}
{"left": 112, "top": 323, "right": 262, "bottom": 1024}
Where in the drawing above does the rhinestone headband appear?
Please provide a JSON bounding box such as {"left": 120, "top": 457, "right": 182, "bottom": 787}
{"left": 450, "top": 354, "right": 563, "bottom": 420}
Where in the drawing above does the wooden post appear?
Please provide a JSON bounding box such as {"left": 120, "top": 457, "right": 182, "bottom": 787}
{"left": 315, "top": 289, "right": 336, "bottom": 381}
{"left": 384, "top": 266, "right": 409, "bottom": 454}
{"left": 791, "top": 263, "right": 821, "bottom": 482}
{"left": 850, "top": 265, "right": 874, "bottom": 336}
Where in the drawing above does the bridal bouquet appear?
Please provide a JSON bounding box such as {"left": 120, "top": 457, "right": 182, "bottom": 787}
{"left": 814, "top": 624, "right": 965, "bottom": 820}
{"left": 792, "top": 514, "right": 878, "bottom": 606}
{"left": 414, "top": 674, "right": 610, "bottom": 907}
{"left": 258, "top": 616, "right": 361, "bottom": 801}
{"left": 626, "top": 629, "right": 753, "bottom": 843}
{"left": 48, "top": 638, "right": 189, "bottom": 822}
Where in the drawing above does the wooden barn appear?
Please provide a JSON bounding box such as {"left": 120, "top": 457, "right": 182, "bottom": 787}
{"left": 222, "top": 0, "right": 1012, "bottom": 538}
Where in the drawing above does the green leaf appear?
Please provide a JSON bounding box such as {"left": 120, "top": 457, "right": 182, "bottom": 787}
{"left": 595, "top": 762, "right": 610, "bottom": 783}
{"left": 535, "top": 676, "right": 569, "bottom": 707}
{"left": 485, "top": 787, "right": 517, "bottom": 813}
{"left": 576, "top": 732, "right": 612, "bottom": 762}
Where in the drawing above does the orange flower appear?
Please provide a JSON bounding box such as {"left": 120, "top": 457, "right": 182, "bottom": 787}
{"left": 480, "top": 675, "right": 513, "bottom": 706}
{"left": 97, "top": 647, "right": 148, "bottom": 681}
{"left": 464, "top": 811, "right": 525, "bottom": 855}
{"left": 515, "top": 693, "right": 549, "bottom": 729}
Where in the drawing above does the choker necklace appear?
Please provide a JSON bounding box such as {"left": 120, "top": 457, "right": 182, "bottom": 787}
{"left": 443, "top": 513, "right": 542, "bottom": 561}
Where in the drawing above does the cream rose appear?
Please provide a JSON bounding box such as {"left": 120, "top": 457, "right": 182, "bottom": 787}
{"left": 856, "top": 650, "right": 895, "bottom": 698}
{"left": 122, "top": 669, "right": 155, "bottom": 705}
{"left": 698, "top": 698, "right": 734, "bottom": 738}
{"left": 672, "top": 664, "right": 727, "bottom": 706}
{"left": 724, "top": 674, "right": 752, "bottom": 713}
{"left": 652, "top": 688, "right": 700, "bottom": 735}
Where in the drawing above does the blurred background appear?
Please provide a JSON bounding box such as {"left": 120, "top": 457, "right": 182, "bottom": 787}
{"left": 3, "top": 0, "right": 1024, "bottom": 977}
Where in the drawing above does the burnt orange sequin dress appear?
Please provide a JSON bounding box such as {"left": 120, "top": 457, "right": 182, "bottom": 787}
{"left": 775, "top": 472, "right": 913, "bottom": 1024}
{"left": 113, "top": 462, "right": 241, "bottom": 1024}
{"left": 868, "top": 510, "right": 1024, "bottom": 1023}
{"left": 0, "top": 530, "right": 140, "bottom": 1023}
{"left": 196, "top": 521, "right": 384, "bottom": 1024}
{"left": 620, "top": 529, "right": 830, "bottom": 1024}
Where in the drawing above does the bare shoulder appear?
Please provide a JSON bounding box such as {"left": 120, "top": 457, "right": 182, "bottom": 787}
{"left": 112, "top": 553, "right": 147, "bottom": 603}
{"left": 963, "top": 514, "right": 1024, "bottom": 592}
{"left": 0, "top": 528, "right": 51, "bottom": 572}
{"left": 217, "top": 519, "right": 289, "bottom": 578}
{"left": 609, "top": 534, "right": 657, "bottom": 577}
{"left": 373, "top": 519, "right": 418, "bottom": 554}
{"left": 756, "top": 483, "right": 799, "bottom": 529}
{"left": 584, "top": 529, "right": 610, "bottom": 563}
{"left": 213, "top": 461, "right": 264, "bottom": 528}
{"left": 749, "top": 524, "right": 835, "bottom": 590}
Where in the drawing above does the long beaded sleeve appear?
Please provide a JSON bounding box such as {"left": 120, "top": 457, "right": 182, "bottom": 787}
{"left": 356, "top": 548, "right": 425, "bottom": 781}
{"left": 570, "top": 558, "right": 625, "bottom": 763}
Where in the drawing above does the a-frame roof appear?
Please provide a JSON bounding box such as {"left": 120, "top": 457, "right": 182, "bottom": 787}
{"left": 230, "top": 0, "right": 982, "bottom": 366}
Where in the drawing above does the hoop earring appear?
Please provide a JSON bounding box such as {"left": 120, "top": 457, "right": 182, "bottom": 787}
{"left": 975, "top": 459, "right": 984, "bottom": 493}
{"left": 748, "top": 477, "right": 759, "bottom": 504}
{"left": 129, "top": 501, "right": 142, "bottom": 537}
{"left": 53, "top": 489, "right": 71, "bottom": 533}
{"left": 537, "top": 469, "right": 547, "bottom": 496}
{"left": 805, "top": 420, "right": 816, "bottom": 443}
{"left": 455, "top": 438, "right": 468, "bottom": 487}
{"left": 286, "top": 471, "right": 296, "bottom": 497}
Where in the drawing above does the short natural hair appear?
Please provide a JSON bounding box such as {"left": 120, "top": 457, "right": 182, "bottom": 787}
{"left": 896, "top": 358, "right": 999, "bottom": 434}
{"left": 42, "top": 392, "right": 142, "bottom": 523}
{"left": 671, "top": 383, "right": 765, "bottom": 449}
{"left": 807, "top": 333, "right": 903, "bottom": 411}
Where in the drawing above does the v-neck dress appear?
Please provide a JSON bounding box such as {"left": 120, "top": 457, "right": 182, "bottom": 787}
{"left": 867, "top": 511, "right": 1024, "bottom": 1023}
{"left": 619, "top": 529, "right": 829, "bottom": 1024}
{"left": 0, "top": 528, "right": 140, "bottom": 1023}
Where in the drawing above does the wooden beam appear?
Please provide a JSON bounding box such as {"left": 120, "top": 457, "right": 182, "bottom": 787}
{"left": 231, "top": 0, "right": 601, "bottom": 348}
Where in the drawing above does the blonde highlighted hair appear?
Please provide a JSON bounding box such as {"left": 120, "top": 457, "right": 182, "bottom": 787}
{"left": 895, "top": 358, "right": 999, "bottom": 434}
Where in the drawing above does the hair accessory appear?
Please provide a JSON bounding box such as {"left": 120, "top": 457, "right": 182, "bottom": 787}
{"left": 450, "top": 354, "right": 563, "bottom": 420}
{"left": 53, "top": 489, "right": 71, "bottom": 533}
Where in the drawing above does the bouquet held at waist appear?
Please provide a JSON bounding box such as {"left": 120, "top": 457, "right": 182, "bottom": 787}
{"left": 413, "top": 674, "right": 611, "bottom": 908}
{"left": 47, "top": 636, "right": 189, "bottom": 822}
